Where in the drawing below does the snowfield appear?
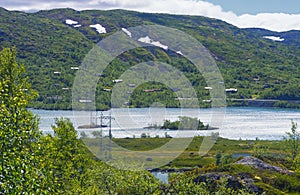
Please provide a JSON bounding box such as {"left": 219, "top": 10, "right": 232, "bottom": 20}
{"left": 65, "top": 19, "right": 78, "bottom": 25}
{"left": 138, "top": 36, "right": 168, "bottom": 50}
{"left": 263, "top": 36, "right": 285, "bottom": 42}
{"left": 90, "top": 24, "right": 107, "bottom": 34}
{"left": 122, "top": 28, "right": 132, "bottom": 37}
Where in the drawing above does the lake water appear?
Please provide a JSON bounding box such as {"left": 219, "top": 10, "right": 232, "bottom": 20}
{"left": 151, "top": 171, "right": 169, "bottom": 184}
{"left": 31, "top": 107, "right": 300, "bottom": 140}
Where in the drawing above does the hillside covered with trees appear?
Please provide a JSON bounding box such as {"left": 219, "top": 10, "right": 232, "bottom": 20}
{"left": 0, "top": 8, "right": 299, "bottom": 110}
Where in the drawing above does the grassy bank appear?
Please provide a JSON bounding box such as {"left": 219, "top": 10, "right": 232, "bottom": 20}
{"left": 83, "top": 136, "right": 287, "bottom": 169}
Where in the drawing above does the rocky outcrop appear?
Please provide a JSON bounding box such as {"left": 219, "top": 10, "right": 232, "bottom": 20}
{"left": 234, "top": 156, "right": 293, "bottom": 175}
{"left": 192, "top": 157, "right": 294, "bottom": 194}
{"left": 193, "top": 172, "right": 261, "bottom": 193}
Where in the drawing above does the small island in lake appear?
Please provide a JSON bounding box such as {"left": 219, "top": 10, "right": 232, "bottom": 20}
{"left": 145, "top": 116, "right": 218, "bottom": 130}
{"left": 77, "top": 124, "right": 107, "bottom": 129}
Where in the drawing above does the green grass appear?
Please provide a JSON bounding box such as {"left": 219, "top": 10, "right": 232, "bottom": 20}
{"left": 82, "top": 136, "right": 290, "bottom": 168}
{"left": 112, "top": 137, "right": 171, "bottom": 151}
{"left": 82, "top": 136, "right": 300, "bottom": 194}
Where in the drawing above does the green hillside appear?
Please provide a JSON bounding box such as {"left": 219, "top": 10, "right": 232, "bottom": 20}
{"left": 0, "top": 8, "right": 299, "bottom": 110}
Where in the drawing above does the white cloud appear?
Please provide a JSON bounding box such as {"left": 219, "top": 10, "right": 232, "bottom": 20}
{"left": 2, "top": 0, "right": 300, "bottom": 32}
{"left": 229, "top": 13, "right": 300, "bottom": 32}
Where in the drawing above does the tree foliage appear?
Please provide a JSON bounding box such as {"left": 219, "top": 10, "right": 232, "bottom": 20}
{"left": 161, "top": 116, "right": 208, "bottom": 130}
{"left": 0, "top": 48, "right": 44, "bottom": 194}
{"left": 252, "top": 144, "right": 269, "bottom": 159}
{"left": 284, "top": 121, "right": 300, "bottom": 165}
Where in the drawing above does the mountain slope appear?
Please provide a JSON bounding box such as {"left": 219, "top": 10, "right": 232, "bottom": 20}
{"left": 0, "top": 8, "right": 299, "bottom": 109}
{"left": 245, "top": 28, "right": 300, "bottom": 47}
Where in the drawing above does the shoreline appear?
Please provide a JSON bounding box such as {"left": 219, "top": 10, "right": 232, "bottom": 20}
{"left": 28, "top": 104, "right": 300, "bottom": 111}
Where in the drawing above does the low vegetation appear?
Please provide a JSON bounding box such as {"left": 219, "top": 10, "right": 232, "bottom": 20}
{"left": 161, "top": 116, "right": 210, "bottom": 130}
{"left": 145, "top": 116, "right": 210, "bottom": 130}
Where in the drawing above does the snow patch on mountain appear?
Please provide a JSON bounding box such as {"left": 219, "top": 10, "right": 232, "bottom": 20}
{"left": 65, "top": 19, "right": 78, "bottom": 25}
{"left": 138, "top": 36, "right": 168, "bottom": 50}
{"left": 90, "top": 24, "right": 107, "bottom": 34}
{"left": 73, "top": 24, "right": 82, "bottom": 28}
{"left": 263, "top": 36, "right": 284, "bottom": 42}
{"left": 122, "top": 28, "right": 132, "bottom": 37}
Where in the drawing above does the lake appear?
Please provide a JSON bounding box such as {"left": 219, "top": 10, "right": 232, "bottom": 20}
{"left": 31, "top": 107, "right": 300, "bottom": 140}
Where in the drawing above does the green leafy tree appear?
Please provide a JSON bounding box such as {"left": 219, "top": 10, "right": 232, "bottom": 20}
{"left": 168, "top": 172, "right": 254, "bottom": 194}
{"left": 165, "top": 171, "right": 210, "bottom": 194}
{"left": 284, "top": 121, "right": 300, "bottom": 163}
{"left": 84, "top": 161, "right": 161, "bottom": 194}
{"left": 0, "top": 48, "right": 45, "bottom": 194}
{"left": 216, "top": 151, "right": 222, "bottom": 166}
{"left": 161, "top": 116, "right": 208, "bottom": 130}
{"left": 252, "top": 144, "right": 269, "bottom": 159}
{"left": 39, "top": 118, "right": 93, "bottom": 193}
{"left": 220, "top": 153, "right": 234, "bottom": 166}
{"left": 141, "top": 132, "right": 147, "bottom": 138}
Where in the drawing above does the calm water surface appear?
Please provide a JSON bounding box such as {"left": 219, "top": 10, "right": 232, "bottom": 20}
{"left": 31, "top": 107, "right": 300, "bottom": 140}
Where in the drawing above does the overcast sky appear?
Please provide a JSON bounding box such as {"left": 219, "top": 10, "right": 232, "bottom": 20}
{"left": 0, "top": 0, "right": 299, "bottom": 32}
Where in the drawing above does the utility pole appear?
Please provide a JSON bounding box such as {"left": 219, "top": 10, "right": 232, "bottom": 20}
{"left": 108, "top": 112, "right": 112, "bottom": 159}
{"left": 97, "top": 112, "right": 114, "bottom": 160}
{"left": 99, "top": 112, "right": 103, "bottom": 158}
{"left": 109, "top": 112, "right": 112, "bottom": 139}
